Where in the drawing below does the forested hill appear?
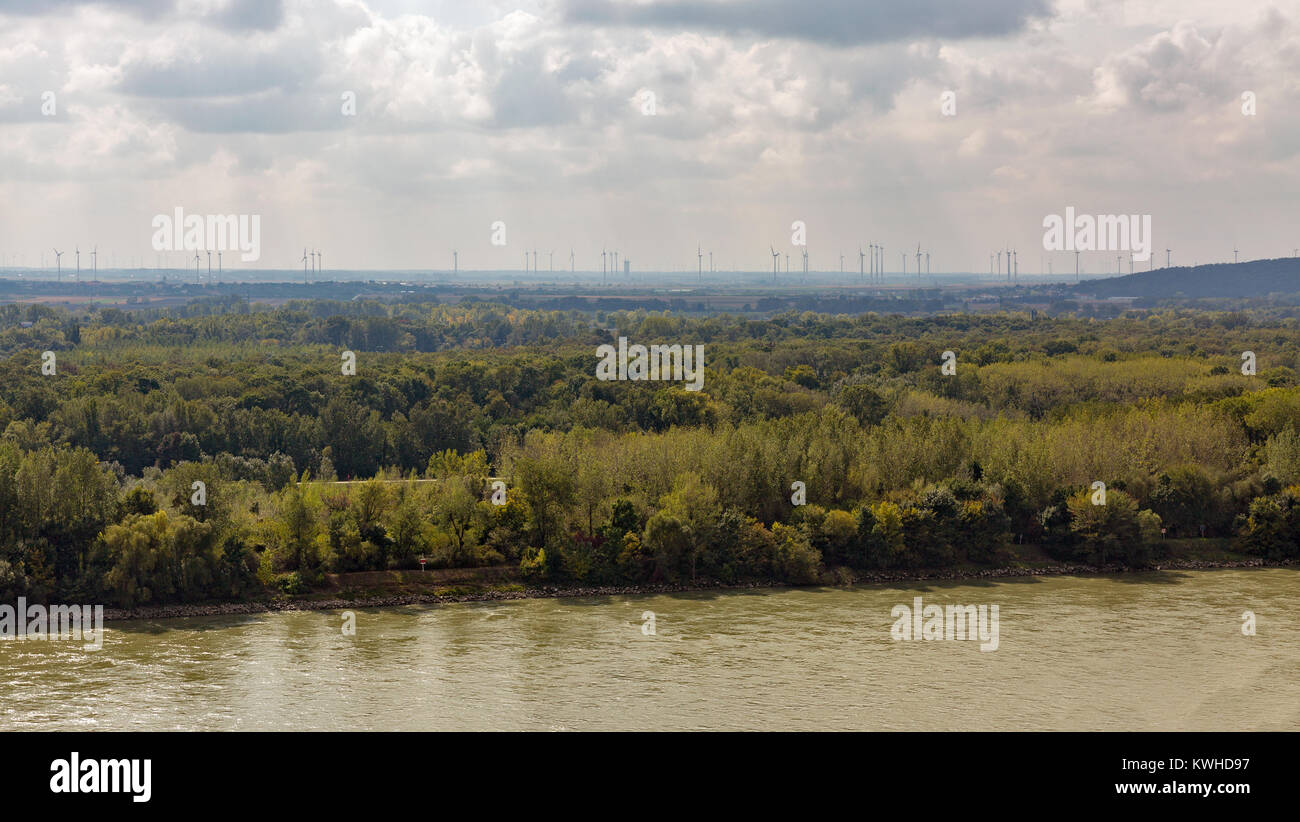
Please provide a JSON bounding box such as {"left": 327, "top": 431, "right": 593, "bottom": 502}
{"left": 1077, "top": 257, "right": 1300, "bottom": 299}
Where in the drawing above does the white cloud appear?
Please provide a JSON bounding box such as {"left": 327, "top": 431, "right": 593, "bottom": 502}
{"left": 1, "top": 0, "right": 1300, "bottom": 272}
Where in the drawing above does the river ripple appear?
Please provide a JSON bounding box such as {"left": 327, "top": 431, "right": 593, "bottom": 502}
{"left": 2, "top": 568, "right": 1296, "bottom": 731}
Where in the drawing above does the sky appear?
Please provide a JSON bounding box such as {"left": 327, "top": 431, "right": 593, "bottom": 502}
{"left": 0, "top": 0, "right": 1298, "bottom": 276}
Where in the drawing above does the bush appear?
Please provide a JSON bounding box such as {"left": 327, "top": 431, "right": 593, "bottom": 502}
{"left": 275, "top": 571, "right": 310, "bottom": 595}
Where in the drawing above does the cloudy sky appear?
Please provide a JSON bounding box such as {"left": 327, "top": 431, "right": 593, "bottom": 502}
{"left": 0, "top": 0, "right": 1297, "bottom": 276}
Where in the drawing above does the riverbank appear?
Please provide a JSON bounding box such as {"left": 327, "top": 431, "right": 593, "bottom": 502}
{"left": 99, "top": 555, "right": 1296, "bottom": 622}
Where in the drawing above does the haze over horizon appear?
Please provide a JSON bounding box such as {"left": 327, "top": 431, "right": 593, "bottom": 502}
{"left": 2, "top": 0, "right": 1298, "bottom": 274}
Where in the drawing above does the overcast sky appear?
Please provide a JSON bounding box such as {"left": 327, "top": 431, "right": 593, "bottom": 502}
{"left": 0, "top": 0, "right": 1297, "bottom": 275}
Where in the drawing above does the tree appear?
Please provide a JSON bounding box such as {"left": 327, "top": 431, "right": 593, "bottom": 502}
{"left": 1066, "top": 489, "right": 1142, "bottom": 565}
{"left": 435, "top": 475, "right": 479, "bottom": 562}
{"left": 835, "top": 383, "right": 888, "bottom": 427}
{"left": 273, "top": 480, "right": 322, "bottom": 572}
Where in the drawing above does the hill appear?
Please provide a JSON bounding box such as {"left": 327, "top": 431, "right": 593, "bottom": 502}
{"left": 1076, "top": 257, "right": 1300, "bottom": 299}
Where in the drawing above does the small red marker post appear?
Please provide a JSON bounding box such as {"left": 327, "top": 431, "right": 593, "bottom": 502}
{"left": 419, "top": 557, "right": 427, "bottom": 572}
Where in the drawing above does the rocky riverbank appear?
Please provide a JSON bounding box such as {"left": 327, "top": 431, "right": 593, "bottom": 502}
{"left": 98, "top": 556, "right": 1295, "bottom": 622}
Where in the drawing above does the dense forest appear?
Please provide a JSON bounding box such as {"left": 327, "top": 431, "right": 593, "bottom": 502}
{"left": 3, "top": 297, "right": 1300, "bottom": 608}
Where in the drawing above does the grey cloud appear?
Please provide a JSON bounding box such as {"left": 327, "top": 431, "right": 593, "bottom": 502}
{"left": 491, "top": 61, "right": 577, "bottom": 127}
{"left": 117, "top": 47, "right": 320, "bottom": 99}
{"left": 1095, "top": 23, "right": 1244, "bottom": 112}
{"left": 0, "top": 0, "right": 282, "bottom": 30}
{"left": 0, "top": 0, "right": 173, "bottom": 14}
{"left": 146, "top": 89, "right": 342, "bottom": 133}
{"left": 209, "top": 0, "right": 284, "bottom": 31}
{"left": 562, "top": 0, "right": 1053, "bottom": 45}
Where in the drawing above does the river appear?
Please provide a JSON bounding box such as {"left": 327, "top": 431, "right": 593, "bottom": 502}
{"left": 3, "top": 568, "right": 1297, "bottom": 730}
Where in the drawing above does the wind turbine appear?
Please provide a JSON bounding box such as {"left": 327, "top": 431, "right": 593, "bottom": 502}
{"left": 802, "top": 248, "right": 808, "bottom": 277}
{"left": 1166, "top": 248, "right": 1171, "bottom": 268}
{"left": 697, "top": 244, "right": 703, "bottom": 282}
{"left": 194, "top": 251, "right": 201, "bottom": 281}
{"left": 453, "top": 250, "right": 458, "bottom": 274}
{"left": 53, "top": 249, "right": 63, "bottom": 282}
{"left": 1234, "top": 247, "right": 1238, "bottom": 264}
{"left": 548, "top": 250, "right": 553, "bottom": 273}
{"left": 601, "top": 247, "right": 607, "bottom": 283}
{"left": 217, "top": 251, "right": 222, "bottom": 281}
{"left": 925, "top": 252, "right": 930, "bottom": 275}
{"left": 901, "top": 252, "right": 906, "bottom": 276}
{"left": 858, "top": 247, "right": 865, "bottom": 280}
{"left": 302, "top": 249, "right": 309, "bottom": 278}
{"left": 1075, "top": 250, "right": 1080, "bottom": 282}
{"left": 709, "top": 250, "right": 713, "bottom": 273}
{"left": 570, "top": 249, "right": 574, "bottom": 273}
{"left": 840, "top": 253, "right": 845, "bottom": 274}
{"left": 206, "top": 250, "right": 212, "bottom": 281}
{"left": 75, "top": 246, "right": 81, "bottom": 281}
{"left": 916, "top": 244, "right": 922, "bottom": 278}
{"left": 1012, "top": 249, "right": 1017, "bottom": 281}
{"left": 91, "top": 246, "right": 97, "bottom": 278}
{"left": 769, "top": 245, "right": 780, "bottom": 282}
